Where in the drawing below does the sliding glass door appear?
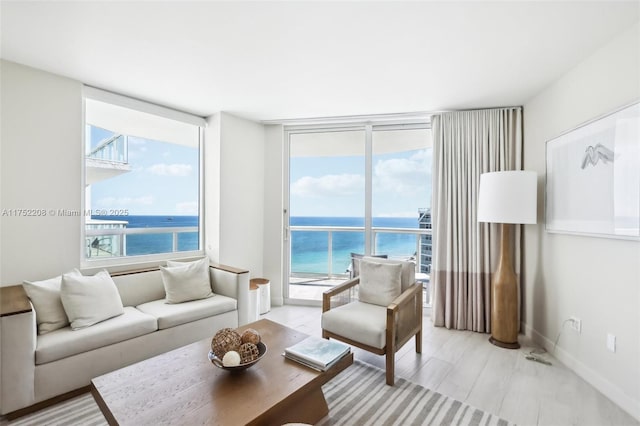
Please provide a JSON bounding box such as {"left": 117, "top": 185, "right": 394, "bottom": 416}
{"left": 285, "top": 123, "right": 431, "bottom": 304}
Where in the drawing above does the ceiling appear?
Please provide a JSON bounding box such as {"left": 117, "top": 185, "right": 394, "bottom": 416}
{"left": 1, "top": 1, "right": 638, "bottom": 122}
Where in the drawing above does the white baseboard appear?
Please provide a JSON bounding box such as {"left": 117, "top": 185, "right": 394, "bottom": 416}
{"left": 522, "top": 322, "right": 640, "bottom": 422}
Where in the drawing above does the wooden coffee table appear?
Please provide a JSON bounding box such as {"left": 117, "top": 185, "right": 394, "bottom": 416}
{"left": 91, "top": 319, "right": 353, "bottom": 425}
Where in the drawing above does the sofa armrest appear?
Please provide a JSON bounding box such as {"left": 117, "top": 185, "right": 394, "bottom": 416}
{"left": 209, "top": 263, "right": 251, "bottom": 326}
{"left": 0, "top": 286, "right": 37, "bottom": 415}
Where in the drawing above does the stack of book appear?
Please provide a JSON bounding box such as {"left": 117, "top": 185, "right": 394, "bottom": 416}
{"left": 284, "top": 336, "right": 351, "bottom": 371}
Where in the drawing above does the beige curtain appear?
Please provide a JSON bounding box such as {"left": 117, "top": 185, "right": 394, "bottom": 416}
{"left": 431, "top": 108, "right": 523, "bottom": 332}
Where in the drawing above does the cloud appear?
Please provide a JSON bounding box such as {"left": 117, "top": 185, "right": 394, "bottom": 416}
{"left": 147, "top": 163, "right": 192, "bottom": 176}
{"left": 291, "top": 174, "right": 364, "bottom": 197}
{"left": 176, "top": 201, "right": 198, "bottom": 215}
{"left": 96, "top": 195, "right": 154, "bottom": 207}
{"left": 374, "top": 149, "right": 431, "bottom": 195}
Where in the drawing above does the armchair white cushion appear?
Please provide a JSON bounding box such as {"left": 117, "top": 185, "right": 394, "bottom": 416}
{"left": 361, "top": 256, "right": 415, "bottom": 292}
{"left": 321, "top": 301, "right": 387, "bottom": 349}
{"left": 359, "top": 260, "right": 402, "bottom": 306}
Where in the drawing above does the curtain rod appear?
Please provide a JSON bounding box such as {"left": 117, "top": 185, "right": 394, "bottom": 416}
{"left": 261, "top": 106, "right": 522, "bottom": 126}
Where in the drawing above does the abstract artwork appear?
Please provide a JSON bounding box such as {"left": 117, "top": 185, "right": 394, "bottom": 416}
{"left": 546, "top": 101, "right": 639, "bottom": 240}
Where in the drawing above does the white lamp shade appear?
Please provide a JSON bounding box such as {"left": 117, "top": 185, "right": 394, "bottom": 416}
{"left": 478, "top": 171, "right": 537, "bottom": 224}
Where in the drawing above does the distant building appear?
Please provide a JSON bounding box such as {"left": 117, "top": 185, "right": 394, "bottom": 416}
{"left": 418, "top": 208, "right": 432, "bottom": 273}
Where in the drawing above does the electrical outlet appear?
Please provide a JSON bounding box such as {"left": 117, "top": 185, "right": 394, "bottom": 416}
{"left": 569, "top": 317, "right": 582, "bottom": 333}
{"left": 607, "top": 334, "right": 616, "bottom": 353}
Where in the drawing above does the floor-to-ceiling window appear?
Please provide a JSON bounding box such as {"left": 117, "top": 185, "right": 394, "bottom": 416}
{"left": 285, "top": 121, "right": 432, "bottom": 304}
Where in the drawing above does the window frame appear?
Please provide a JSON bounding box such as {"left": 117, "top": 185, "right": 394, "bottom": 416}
{"left": 81, "top": 86, "right": 206, "bottom": 269}
{"left": 283, "top": 118, "right": 432, "bottom": 304}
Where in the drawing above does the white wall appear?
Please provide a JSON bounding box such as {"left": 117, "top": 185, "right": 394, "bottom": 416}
{"left": 0, "top": 60, "right": 83, "bottom": 285}
{"left": 203, "top": 113, "right": 221, "bottom": 263}
{"left": 216, "top": 112, "right": 266, "bottom": 277}
{"left": 263, "top": 124, "right": 285, "bottom": 306}
{"left": 0, "top": 62, "right": 268, "bottom": 289}
{"left": 523, "top": 22, "right": 640, "bottom": 419}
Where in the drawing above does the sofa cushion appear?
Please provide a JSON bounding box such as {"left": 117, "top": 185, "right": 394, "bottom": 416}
{"left": 321, "top": 301, "right": 387, "bottom": 349}
{"left": 36, "top": 307, "right": 157, "bottom": 365}
{"left": 22, "top": 270, "right": 80, "bottom": 334}
{"left": 112, "top": 269, "right": 166, "bottom": 308}
{"left": 161, "top": 257, "right": 213, "bottom": 304}
{"left": 60, "top": 270, "right": 125, "bottom": 330}
{"left": 136, "top": 295, "right": 237, "bottom": 330}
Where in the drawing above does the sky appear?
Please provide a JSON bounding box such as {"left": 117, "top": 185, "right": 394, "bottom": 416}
{"left": 88, "top": 126, "right": 199, "bottom": 216}
{"left": 290, "top": 148, "right": 432, "bottom": 218}
{"left": 88, "top": 126, "right": 431, "bottom": 218}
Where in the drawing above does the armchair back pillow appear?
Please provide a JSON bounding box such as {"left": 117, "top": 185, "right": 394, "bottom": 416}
{"left": 362, "top": 256, "right": 416, "bottom": 291}
{"left": 358, "top": 259, "right": 402, "bottom": 306}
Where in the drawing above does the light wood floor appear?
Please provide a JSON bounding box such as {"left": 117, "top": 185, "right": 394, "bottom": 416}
{"left": 264, "top": 305, "right": 639, "bottom": 426}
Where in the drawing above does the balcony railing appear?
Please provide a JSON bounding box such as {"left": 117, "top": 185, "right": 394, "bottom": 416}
{"left": 289, "top": 225, "right": 432, "bottom": 278}
{"left": 88, "top": 134, "right": 128, "bottom": 164}
{"left": 85, "top": 226, "right": 198, "bottom": 258}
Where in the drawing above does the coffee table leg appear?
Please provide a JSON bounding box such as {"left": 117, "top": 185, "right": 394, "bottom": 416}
{"left": 251, "top": 387, "right": 329, "bottom": 425}
{"left": 288, "top": 387, "right": 329, "bottom": 424}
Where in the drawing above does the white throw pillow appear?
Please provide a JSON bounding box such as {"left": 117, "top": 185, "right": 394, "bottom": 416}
{"left": 358, "top": 259, "right": 402, "bottom": 307}
{"left": 60, "top": 270, "right": 125, "bottom": 330}
{"left": 22, "top": 270, "right": 80, "bottom": 334}
{"left": 161, "top": 257, "right": 213, "bottom": 304}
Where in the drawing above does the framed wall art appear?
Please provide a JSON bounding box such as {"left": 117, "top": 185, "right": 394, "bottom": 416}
{"left": 545, "top": 101, "right": 639, "bottom": 240}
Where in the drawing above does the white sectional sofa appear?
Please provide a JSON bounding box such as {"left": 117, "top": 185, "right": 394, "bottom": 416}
{"left": 0, "top": 262, "right": 250, "bottom": 416}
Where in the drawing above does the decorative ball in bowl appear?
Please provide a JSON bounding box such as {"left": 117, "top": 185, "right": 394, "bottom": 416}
{"left": 208, "top": 341, "right": 267, "bottom": 371}
{"left": 209, "top": 328, "right": 266, "bottom": 372}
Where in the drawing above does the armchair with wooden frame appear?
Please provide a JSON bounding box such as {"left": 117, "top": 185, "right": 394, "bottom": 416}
{"left": 321, "top": 257, "right": 422, "bottom": 385}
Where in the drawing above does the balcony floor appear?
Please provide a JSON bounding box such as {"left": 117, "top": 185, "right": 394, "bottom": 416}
{"left": 288, "top": 275, "right": 431, "bottom": 307}
{"left": 289, "top": 276, "right": 344, "bottom": 301}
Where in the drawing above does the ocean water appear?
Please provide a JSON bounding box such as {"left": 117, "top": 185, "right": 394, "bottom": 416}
{"left": 93, "top": 215, "right": 199, "bottom": 256}
{"left": 291, "top": 216, "right": 421, "bottom": 275}
{"left": 94, "top": 215, "right": 421, "bottom": 273}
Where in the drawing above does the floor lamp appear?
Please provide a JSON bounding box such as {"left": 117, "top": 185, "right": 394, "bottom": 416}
{"left": 478, "top": 171, "right": 537, "bottom": 349}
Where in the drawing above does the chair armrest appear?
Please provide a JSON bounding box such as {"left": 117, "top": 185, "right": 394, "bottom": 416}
{"left": 322, "top": 278, "right": 359, "bottom": 313}
{"left": 388, "top": 282, "right": 422, "bottom": 313}
{"left": 386, "top": 283, "right": 422, "bottom": 349}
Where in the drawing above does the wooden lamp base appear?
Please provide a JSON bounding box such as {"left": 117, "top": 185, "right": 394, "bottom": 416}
{"left": 490, "top": 223, "right": 520, "bottom": 349}
{"left": 489, "top": 336, "right": 520, "bottom": 349}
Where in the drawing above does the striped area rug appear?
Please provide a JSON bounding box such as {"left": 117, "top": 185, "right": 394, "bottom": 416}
{"left": 6, "top": 361, "right": 513, "bottom": 426}
{"left": 319, "top": 361, "right": 514, "bottom": 426}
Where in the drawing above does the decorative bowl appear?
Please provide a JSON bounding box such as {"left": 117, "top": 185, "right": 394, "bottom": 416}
{"left": 208, "top": 341, "right": 267, "bottom": 372}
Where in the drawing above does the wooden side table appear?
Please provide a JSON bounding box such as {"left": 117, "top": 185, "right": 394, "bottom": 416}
{"left": 0, "top": 285, "right": 31, "bottom": 317}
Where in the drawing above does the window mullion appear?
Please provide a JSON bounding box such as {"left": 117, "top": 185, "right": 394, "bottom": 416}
{"left": 364, "top": 124, "right": 373, "bottom": 255}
